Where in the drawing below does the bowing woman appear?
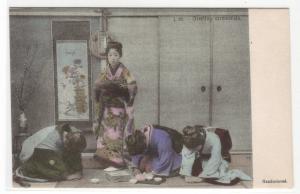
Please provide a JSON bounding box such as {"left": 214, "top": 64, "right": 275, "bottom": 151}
{"left": 125, "top": 124, "right": 182, "bottom": 178}
{"left": 180, "top": 125, "right": 251, "bottom": 185}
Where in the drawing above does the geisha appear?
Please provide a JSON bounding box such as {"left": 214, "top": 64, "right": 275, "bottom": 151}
{"left": 16, "top": 124, "right": 86, "bottom": 182}
{"left": 180, "top": 125, "right": 252, "bottom": 185}
{"left": 125, "top": 124, "right": 182, "bottom": 179}
{"left": 93, "top": 41, "right": 137, "bottom": 168}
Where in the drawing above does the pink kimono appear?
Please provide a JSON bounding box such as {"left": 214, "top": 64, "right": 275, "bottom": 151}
{"left": 94, "top": 63, "right": 137, "bottom": 167}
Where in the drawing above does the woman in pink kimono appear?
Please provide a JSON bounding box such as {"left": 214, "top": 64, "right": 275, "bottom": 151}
{"left": 93, "top": 41, "right": 137, "bottom": 168}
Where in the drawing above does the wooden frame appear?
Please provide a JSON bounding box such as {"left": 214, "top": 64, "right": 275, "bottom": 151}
{"left": 52, "top": 20, "right": 92, "bottom": 126}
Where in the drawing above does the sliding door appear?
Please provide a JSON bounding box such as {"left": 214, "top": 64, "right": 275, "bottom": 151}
{"left": 159, "top": 16, "right": 211, "bottom": 130}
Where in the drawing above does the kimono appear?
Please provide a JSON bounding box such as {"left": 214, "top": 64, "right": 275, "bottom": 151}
{"left": 180, "top": 128, "right": 252, "bottom": 184}
{"left": 18, "top": 126, "right": 83, "bottom": 181}
{"left": 94, "top": 63, "right": 137, "bottom": 167}
{"left": 131, "top": 125, "right": 182, "bottom": 176}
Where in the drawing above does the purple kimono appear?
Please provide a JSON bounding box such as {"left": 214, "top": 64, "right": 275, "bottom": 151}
{"left": 131, "top": 125, "right": 182, "bottom": 176}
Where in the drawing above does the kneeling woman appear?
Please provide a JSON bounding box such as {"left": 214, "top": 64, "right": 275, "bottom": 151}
{"left": 125, "top": 125, "right": 182, "bottom": 178}
{"left": 180, "top": 125, "right": 251, "bottom": 185}
{"left": 17, "top": 124, "right": 86, "bottom": 182}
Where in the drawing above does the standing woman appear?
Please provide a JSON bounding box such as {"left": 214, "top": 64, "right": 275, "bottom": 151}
{"left": 93, "top": 41, "right": 137, "bottom": 168}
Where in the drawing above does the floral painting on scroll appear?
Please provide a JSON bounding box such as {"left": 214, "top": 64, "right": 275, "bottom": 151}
{"left": 56, "top": 40, "right": 89, "bottom": 121}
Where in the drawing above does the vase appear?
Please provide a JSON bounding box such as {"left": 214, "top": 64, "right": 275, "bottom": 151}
{"left": 19, "top": 111, "right": 28, "bottom": 133}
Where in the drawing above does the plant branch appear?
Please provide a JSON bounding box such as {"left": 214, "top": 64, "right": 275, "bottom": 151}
{"left": 15, "top": 42, "right": 42, "bottom": 112}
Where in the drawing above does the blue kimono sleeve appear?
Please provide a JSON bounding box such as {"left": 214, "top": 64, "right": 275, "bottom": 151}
{"left": 131, "top": 154, "right": 143, "bottom": 168}
{"left": 179, "top": 146, "right": 195, "bottom": 176}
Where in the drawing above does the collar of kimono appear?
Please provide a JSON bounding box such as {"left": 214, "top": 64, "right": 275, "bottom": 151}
{"left": 54, "top": 125, "right": 66, "bottom": 147}
{"left": 107, "top": 63, "right": 123, "bottom": 80}
{"left": 143, "top": 124, "right": 153, "bottom": 147}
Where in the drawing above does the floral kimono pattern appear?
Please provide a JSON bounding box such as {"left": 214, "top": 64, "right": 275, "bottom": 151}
{"left": 94, "top": 63, "right": 137, "bottom": 167}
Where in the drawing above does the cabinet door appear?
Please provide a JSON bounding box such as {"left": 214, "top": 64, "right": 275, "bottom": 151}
{"left": 212, "top": 16, "right": 252, "bottom": 151}
{"left": 108, "top": 17, "right": 159, "bottom": 129}
{"left": 159, "top": 16, "right": 211, "bottom": 130}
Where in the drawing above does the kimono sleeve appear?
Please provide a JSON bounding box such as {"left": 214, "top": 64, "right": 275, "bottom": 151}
{"left": 93, "top": 71, "right": 106, "bottom": 130}
{"left": 131, "top": 154, "right": 143, "bottom": 168}
{"left": 93, "top": 71, "right": 107, "bottom": 103}
{"left": 151, "top": 137, "right": 175, "bottom": 176}
{"left": 122, "top": 68, "right": 137, "bottom": 107}
{"left": 199, "top": 134, "right": 222, "bottom": 178}
{"left": 179, "top": 146, "right": 196, "bottom": 176}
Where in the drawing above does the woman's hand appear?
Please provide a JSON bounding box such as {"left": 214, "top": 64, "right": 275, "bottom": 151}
{"left": 184, "top": 176, "right": 204, "bottom": 183}
{"left": 135, "top": 173, "right": 146, "bottom": 182}
{"left": 132, "top": 168, "right": 146, "bottom": 181}
{"left": 132, "top": 168, "right": 141, "bottom": 176}
{"left": 66, "top": 171, "right": 83, "bottom": 180}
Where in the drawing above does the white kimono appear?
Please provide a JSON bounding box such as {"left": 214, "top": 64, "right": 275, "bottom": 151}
{"left": 19, "top": 125, "right": 80, "bottom": 163}
{"left": 180, "top": 130, "right": 252, "bottom": 184}
{"left": 19, "top": 126, "right": 57, "bottom": 162}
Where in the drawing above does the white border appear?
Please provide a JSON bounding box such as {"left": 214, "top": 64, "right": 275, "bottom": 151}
{"left": 7, "top": 0, "right": 291, "bottom": 8}
{"left": 2, "top": 1, "right": 300, "bottom": 194}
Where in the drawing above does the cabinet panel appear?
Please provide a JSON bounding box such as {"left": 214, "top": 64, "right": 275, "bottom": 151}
{"left": 212, "top": 16, "right": 252, "bottom": 151}
{"left": 159, "top": 16, "right": 211, "bottom": 130}
{"left": 108, "top": 17, "right": 159, "bottom": 129}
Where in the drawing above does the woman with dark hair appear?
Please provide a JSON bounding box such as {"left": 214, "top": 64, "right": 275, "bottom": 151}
{"left": 125, "top": 125, "right": 182, "bottom": 179}
{"left": 180, "top": 125, "right": 251, "bottom": 185}
{"left": 93, "top": 41, "right": 137, "bottom": 168}
{"left": 16, "top": 124, "right": 86, "bottom": 182}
